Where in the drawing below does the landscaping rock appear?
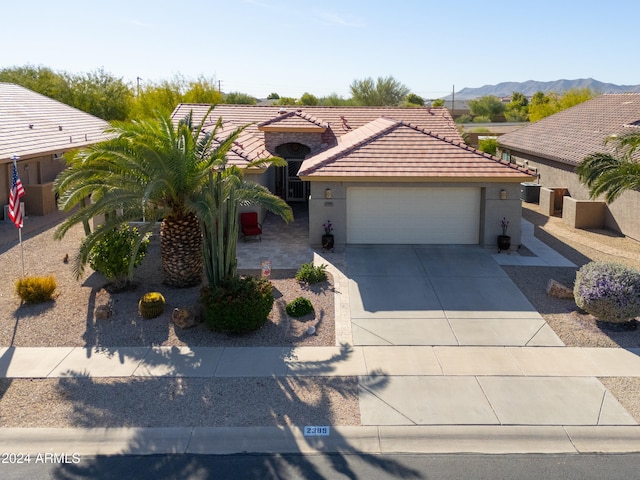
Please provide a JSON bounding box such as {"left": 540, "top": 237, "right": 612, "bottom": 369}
{"left": 171, "top": 306, "right": 203, "bottom": 329}
{"left": 94, "top": 288, "right": 113, "bottom": 319}
{"left": 546, "top": 279, "right": 574, "bottom": 299}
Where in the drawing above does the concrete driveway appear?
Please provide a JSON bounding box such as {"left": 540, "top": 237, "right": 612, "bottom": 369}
{"left": 346, "top": 244, "right": 636, "bottom": 427}
{"left": 347, "top": 244, "right": 562, "bottom": 347}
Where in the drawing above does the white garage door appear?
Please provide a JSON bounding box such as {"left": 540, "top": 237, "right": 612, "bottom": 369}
{"left": 347, "top": 187, "right": 481, "bottom": 244}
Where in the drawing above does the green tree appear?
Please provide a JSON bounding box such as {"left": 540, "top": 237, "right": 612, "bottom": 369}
{"left": 529, "top": 88, "right": 596, "bottom": 122}
{"left": 129, "top": 78, "right": 184, "bottom": 119}
{"left": 431, "top": 98, "right": 445, "bottom": 107}
{"left": 54, "top": 109, "right": 290, "bottom": 287}
{"left": 478, "top": 137, "right": 498, "bottom": 156}
{"left": 267, "top": 92, "right": 280, "bottom": 99}
{"left": 299, "top": 92, "right": 319, "bottom": 106}
{"left": 224, "top": 92, "right": 257, "bottom": 104}
{"left": 65, "top": 68, "right": 132, "bottom": 121}
{"left": 183, "top": 76, "right": 223, "bottom": 104}
{"left": 403, "top": 93, "right": 424, "bottom": 107}
{"left": 0, "top": 64, "right": 71, "bottom": 102}
{"left": 350, "top": 76, "right": 410, "bottom": 106}
{"left": 468, "top": 95, "right": 505, "bottom": 122}
{"left": 577, "top": 131, "right": 640, "bottom": 203}
{"left": 504, "top": 91, "right": 529, "bottom": 122}
{"left": 319, "top": 93, "right": 354, "bottom": 106}
{"left": 275, "top": 97, "right": 298, "bottom": 106}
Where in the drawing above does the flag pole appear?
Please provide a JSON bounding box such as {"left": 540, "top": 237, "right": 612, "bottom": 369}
{"left": 10, "top": 155, "right": 25, "bottom": 277}
{"left": 18, "top": 225, "right": 24, "bottom": 277}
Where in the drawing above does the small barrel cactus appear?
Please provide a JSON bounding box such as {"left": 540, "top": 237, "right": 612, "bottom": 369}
{"left": 138, "top": 292, "right": 166, "bottom": 319}
{"left": 574, "top": 262, "right": 640, "bottom": 323}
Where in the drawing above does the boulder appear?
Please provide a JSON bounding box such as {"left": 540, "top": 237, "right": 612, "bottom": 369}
{"left": 94, "top": 288, "right": 113, "bottom": 319}
{"left": 546, "top": 279, "right": 574, "bottom": 299}
{"left": 171, "top": 306, "right": 203, "bottom": 329}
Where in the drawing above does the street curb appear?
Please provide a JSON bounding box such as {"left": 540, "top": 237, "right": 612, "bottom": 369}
{"left": 2, "top": 425, "right": 640, "bottom": 456}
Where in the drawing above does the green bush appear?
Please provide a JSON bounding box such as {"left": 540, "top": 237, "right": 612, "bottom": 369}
{"left": 286, "top": 296, "right": 314, "bottom": 318}
{"left": 201, "top": 276, "right": 274, "bottom": 334}
{"left": 574, "top": 262, "right": 640, "bottom": 323}
{"left": 89, "top": 225, "right": 149, "bottom": 288}
{"left": 15, "top": 275, "right": 57, "bottom": 303}
{"left": 295, "top": 262, "right": 327, "bottom": 284}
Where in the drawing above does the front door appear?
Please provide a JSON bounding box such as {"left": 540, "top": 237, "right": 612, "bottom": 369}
{"left": 286, "top": 161, "right": 308, "bottom": 201}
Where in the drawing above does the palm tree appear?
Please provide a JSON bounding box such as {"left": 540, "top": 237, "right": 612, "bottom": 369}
{"left": 55, "top": 109, "right": 291, "bottom": 287}
{"left": 577, "top": 131, "right": 640, "bottom": 203}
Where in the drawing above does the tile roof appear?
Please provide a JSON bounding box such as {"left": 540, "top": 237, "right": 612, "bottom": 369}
{"left": 171, "top": 104, "right": 532, "bottom": 180}
{"left": 0, "top": 83, "right": 112, "bottom": 164}
{"left": 172, "top": 104, "right": 463, "bottom": 142}
{"left": 298, "top": 118, "right": 533, "bottom": 181}
{"left": 498, "top": 93, "right": 640, "bottom": 166}
{"left": 257, "top": 110, "right": 328, "bottom": 132}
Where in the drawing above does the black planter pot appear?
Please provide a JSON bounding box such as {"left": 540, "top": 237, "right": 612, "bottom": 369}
{"left": 497, "top": 235, "right": 511, "bottom": 252}
{"left": 322, "top": 234, "right": 335, "bottom": 250}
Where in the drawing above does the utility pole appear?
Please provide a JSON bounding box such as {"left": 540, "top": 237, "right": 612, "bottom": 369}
{"left": 218, "top": 80, "right": 222, "bottom": 93}
{"left": 136, "top": 77, "right": 142, "bottom": 96}
{"left": 452, "top": 84, "right": 455, "bottom": 120}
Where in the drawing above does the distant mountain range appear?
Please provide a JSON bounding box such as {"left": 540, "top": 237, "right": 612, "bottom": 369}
{"left": 448, "top": 78, "right": 640, "bottom": 100}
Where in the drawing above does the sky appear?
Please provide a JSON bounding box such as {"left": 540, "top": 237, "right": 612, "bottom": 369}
{"left": 2, "top": 0, "right": 639, "bottom": 100}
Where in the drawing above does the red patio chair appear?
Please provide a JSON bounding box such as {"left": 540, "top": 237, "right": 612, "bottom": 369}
{"left": 240, "top": 212, "right": 262, "bottom": 241}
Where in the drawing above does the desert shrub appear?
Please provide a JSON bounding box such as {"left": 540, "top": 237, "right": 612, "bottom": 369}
{"left": 295, "top": 262, "right": 327, "bottom": 284}
{"left": 89, "top": 225, "right": 149, "bottom": 288}
{"left": 286, "top": 296, "right": 314, "bottom": 318}
{"left": 15, "top": 275, "right": 57, "bottom": 303}
{"left": 201, "top": 276, "right": 274, "bottom": 334}
{"left": 138, "top": 292, "right": 166, "bottom": 319}
{"left": 574, "top": 262, "right": 640, "bottom": 323}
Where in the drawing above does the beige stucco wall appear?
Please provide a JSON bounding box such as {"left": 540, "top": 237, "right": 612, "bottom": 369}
{"left": 307, "top": 180, "right": 524, "bottom": 248}
{"left": 504, "top": 150, "right": 640, "bottom": 241}
{"left": 562, "top": 197, "right": 606, "bottom": 229}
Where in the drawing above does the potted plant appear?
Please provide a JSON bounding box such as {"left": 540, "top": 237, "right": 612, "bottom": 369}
{"left": 322, "top": 220, "right": 334, "bottom": 250}
{"left": 498, "top": 217, "right": 511, "bottom": 252}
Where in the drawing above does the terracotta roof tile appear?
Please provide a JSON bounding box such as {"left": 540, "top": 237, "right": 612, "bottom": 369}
{"left": 257, "top": 110, "right": 328, "bottom": 131}
{"left": 299, "top": 120, "right": 533, "bottom": 180}
{"left": 498, "top": 93, "right": 640, "bottom": 165}
{"left": 171, "top": 104, "right": 530, "bottom": 180}
{"left": 0, "top": 83, "right": 112, "bottom": 163}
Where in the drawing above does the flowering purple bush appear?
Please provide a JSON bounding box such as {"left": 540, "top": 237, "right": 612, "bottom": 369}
{"left": 574, "top": 262, "right": 640, "bottom": 323}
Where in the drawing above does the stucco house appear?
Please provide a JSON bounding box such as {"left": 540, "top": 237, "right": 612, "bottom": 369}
{"left": 171, "top": 104, "right": 534, "bottom": 248}
{"left": 0, "top": 83, "right": 111, "bottom": 219}
{"left": 497, "top": 93, "right": 640, "bottom": 241}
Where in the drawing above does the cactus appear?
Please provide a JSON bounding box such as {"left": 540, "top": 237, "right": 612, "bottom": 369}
{"left": 138, "top": 292, "right": 166, "bottom": 319}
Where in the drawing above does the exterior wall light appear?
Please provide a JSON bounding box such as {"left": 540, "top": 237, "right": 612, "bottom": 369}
{"left": 325, "top": 188, "right": 332, "bottom": 199}
{"left": 500, "top": 189, "right": 507, "bottom": 200}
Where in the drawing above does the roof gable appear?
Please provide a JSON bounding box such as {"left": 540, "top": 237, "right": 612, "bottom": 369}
{"left": 0, "top": 83, "right": 111, "bottom": 163}
{"left": 257, "top": 110, "right": 328, "bottom": 132}
{"left": 498, "top": 93, "right": 640, "bottom": 165}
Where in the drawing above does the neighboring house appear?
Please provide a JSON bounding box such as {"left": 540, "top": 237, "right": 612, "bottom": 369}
{"left": 497, "top": 93, "right": 640, "bottom": 241}
{"left": 0, "top": 83, "right": 111, "bottom": 219}
{"left": 172, "top": 104, "right": 534, "bottom": 248}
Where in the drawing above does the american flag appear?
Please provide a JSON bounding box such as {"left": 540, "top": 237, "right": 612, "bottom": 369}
{"left": 9, "top": 162, "right": 25, "bottom": 228}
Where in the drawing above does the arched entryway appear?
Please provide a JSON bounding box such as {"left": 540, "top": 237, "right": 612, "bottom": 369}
{"left": 275, "top": 142, "right": 311, "bottom": 202}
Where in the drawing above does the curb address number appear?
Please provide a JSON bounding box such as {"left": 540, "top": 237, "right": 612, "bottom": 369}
{"left": 304, "top": 426, "right": 330, "bottom": 436}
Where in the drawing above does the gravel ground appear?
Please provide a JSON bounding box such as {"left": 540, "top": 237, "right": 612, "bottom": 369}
{"left": 0, "top": 224, "right": 335, "bottom": 348}
{"left": 0, "top": 376, "right": 359, "bottom": 428}
{"left": 0, "top": 220, "right": 360, "bottom": 428}
{"left": 505, "top": 204, "right": 640, "bottom": 421}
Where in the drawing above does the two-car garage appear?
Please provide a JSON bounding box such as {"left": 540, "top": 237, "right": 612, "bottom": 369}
{"left": 346, "top": 186, "right": 481, "bottom": 244}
